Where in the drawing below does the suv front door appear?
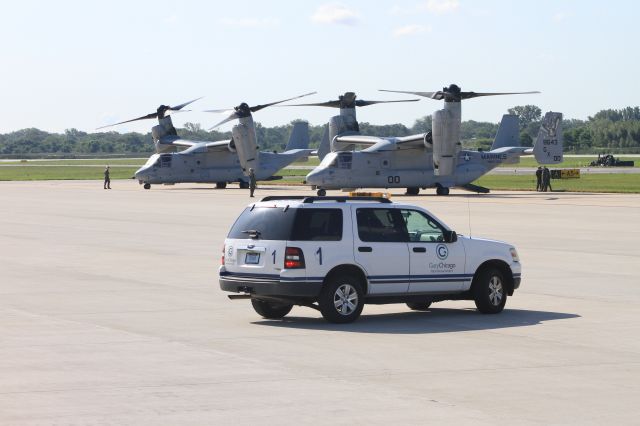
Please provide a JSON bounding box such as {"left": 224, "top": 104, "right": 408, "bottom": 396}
{"left": 353, "top": 207, "right": 410, "bottom": 294}
{"left": 401, "top": 209, "right": 466, "bottom": 293}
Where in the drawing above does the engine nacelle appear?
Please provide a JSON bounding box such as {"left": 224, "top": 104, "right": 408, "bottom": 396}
{"left": 329, "top": 114, "right": 359, "bottom": 151}
{"left": 424, "top": 131, "right": 433, "bottom": 149}
{"left": 431, "top": 106, "right": 461, "bottom": 176}
{"left": 151, "top": 116, "right": 179, "bottom": 153}
{"left": 227, "top": 139, "right": 237, "bottom": 153}
{"left": 231, "top": 122, "right": 259, "bottom": 175}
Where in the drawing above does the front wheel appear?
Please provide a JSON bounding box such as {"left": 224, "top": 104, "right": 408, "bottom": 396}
{"left": 251, "top": 298, "right": 293, "bottom": 319}
{"left": 216, "top": 182, "right": 227, "bottom": 189}
{"left": 319, "top": 275, "right": 364, "bottom": 323}
{"left": 317, "top": 188, "right": 327, "bottom": 196}
{"left": 143, "top": 183, "right": 151, "bottom": 190}
{"left": 473, "top": 267, "right": 507, "bottom": 314}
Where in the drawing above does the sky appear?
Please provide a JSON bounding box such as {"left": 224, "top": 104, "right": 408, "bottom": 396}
{"left": 2, "top": 0, "right": 639, "bottom": 134}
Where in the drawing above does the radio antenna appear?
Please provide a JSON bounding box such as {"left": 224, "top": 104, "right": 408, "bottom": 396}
{"left": 467, "top": 194, "right": 473, "bottom": 239}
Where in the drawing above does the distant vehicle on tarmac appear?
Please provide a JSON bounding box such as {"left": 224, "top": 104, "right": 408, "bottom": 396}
{"left": 219, "top": 196, "right": 522, "bottom": 323}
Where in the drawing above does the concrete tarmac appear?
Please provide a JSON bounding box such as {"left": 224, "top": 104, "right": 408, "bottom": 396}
{"left": 1, "top": 180, "right": 639, "bottom": 425}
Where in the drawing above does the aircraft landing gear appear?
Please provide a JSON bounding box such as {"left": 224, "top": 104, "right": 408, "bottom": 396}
{"left": 239, "top": 181, "right": 249, "bottom": 189}
{"left": 216, "top": 182, "right": 227, "bottom": 189}
{"left": 317, "top": 189, "right": 327, "bottom": 196}
{"left": 405, "top": 187, "right": 420, "bottom": 196}
{"left": 143, "top": 183, "right": 151, "bottom": 190}
{"left": 436, "top": 186, "right": 450, "bottom": 196}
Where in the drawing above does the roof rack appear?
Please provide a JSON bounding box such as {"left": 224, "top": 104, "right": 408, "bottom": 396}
{"left": 260, "top": 196, "right": 391, "bottom": 204}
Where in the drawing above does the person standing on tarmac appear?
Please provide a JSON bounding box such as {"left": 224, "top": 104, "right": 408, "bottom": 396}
{"left": 248, "top": 168, "right": 256, "bottom": 198}
{"left": 542, "top": 166, "right": 552, "bottom": 192}
{"left": 104, "top": 166, "right": 111, "bottom": 190}
{"left": 535, "top": 166, "right": 543, "bottom": 191}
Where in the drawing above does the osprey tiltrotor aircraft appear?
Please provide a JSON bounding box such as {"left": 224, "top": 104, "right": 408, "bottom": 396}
{"left": 303, "top": 84, "right": 563, "bottom": 195}
{"left": 99, "top": 94, "right": 314, "bottom": 189}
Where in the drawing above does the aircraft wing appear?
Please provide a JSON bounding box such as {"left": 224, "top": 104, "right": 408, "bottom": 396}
{"left": 156, "top": 137, "right": 198, "bottom": 149}
{"left": 334, "top": 135, "right": 385, "bottom": 146}
{"left": 394, "top": 133, "right": 429, "bottom": 148}
{"left": 204, "top": 140, "right": 233, "bottom": 152}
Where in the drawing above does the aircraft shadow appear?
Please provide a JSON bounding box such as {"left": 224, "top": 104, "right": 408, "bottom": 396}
{"left": 252, "top": 307, "right": 580, "bottom": 334}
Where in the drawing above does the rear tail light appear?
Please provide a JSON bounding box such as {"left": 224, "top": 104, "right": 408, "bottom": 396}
{"left": 284, "top": 247, "right": 305, "bottom": 269}
{"left": 221, "top": 245, "right": 225, "bottom": 265}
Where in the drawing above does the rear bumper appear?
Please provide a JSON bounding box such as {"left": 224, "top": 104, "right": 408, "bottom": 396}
{"left": 219, "top": 271, "right": 322, "bottom": 298}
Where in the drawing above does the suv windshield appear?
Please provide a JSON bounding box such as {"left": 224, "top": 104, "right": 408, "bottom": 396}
{"left": 228, "top": 207, "right": 343, "bottom": 241}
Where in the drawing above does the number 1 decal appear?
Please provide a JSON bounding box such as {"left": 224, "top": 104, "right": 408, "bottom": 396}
{"left": 316, "top": 247, "right": 323, "bottom": 265}
{"left": 272, "top": 250, "right": 276, "bottom": 264}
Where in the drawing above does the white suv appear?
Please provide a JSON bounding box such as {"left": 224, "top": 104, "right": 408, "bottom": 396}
{"left": 219, "top": 196, "right": 521, "bottom": 323}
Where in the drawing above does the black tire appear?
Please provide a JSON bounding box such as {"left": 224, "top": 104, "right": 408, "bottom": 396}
{"left": 318, "top": 274, "right": 364, "bottom": 323}
{"left": 405, "top": 187, "right": 420, "bottom": 195}
{"left": 143, "top": 183, "right": 151, "bottom": 190}
{"left": 251, "top": 299, "right": 293, "bottom": 319}
{"left": 216, "top": 182, "right": 227, "bottom": 189}
{"left": 317, "top": 188, "right": 327, "bottom": 196}
{"left": 406, "top": 301, "right": 432, "bottom": 311}
{"left": 239, "top": 181, "right": 249, "bottom": 189}
{"left": 473, "top": 267, "right": 507, "bottom": 314}
{"left": 436, "top": 186, "right": 450, "bottom": 196}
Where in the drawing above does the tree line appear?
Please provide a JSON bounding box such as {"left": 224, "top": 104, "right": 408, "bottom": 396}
{"left": 1, "top": 105, "right": 639, "bottom": 157}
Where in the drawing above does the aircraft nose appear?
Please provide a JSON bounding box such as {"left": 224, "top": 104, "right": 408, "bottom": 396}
{"left": 134, "top": 166, "right": 149, "bottom": 182}
{"left": 305, "top": 168, "right": 322, "bottom": 185}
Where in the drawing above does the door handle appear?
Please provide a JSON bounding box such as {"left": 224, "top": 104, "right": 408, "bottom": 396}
{"left": 412, "top": 247, "right": 426, "bottom": 253}
{"left": 358, "top": 246, "right": 373, "bottom": 252}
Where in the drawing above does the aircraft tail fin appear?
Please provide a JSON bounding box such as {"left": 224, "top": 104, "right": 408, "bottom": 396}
{"left": 491, "top": 114, "right": 520, "bottom": 150}
{"left": 317, "top": 124, "right": 331, "bottom": 160}
{"left": 533, "top": 112, "right": 563, "bottom": 164}
{"left": 284, "top": 121, "right": 310, "bottom": 151}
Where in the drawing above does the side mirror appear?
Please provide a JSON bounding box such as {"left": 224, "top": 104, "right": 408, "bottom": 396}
{"left": 443, "top": 230, "right": 457, "bottom": 243}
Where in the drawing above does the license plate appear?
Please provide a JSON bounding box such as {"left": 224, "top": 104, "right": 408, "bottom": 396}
{"left": 245, "top": 252, "right": 260, "bottom": 264}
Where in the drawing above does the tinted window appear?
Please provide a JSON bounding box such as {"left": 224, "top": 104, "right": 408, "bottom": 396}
{"left": 228, "top": 207, "right": 296, "bottom": 240}
{"left": 401, "top": 209, "right": 444, "bottom": 242}
{"left": 356, "top": 208, "right": 408, "bottom": 242}
{"left": 292, "top": 209, "right": 343, "bottom": 241}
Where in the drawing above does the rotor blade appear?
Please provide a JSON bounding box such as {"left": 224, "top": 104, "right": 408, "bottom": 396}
{"left": 168, "top": 96, "right": 203, "bottom": 111}
{"left": 379, "top": 89, "right": 442, "bottom": 99}
{"left": 208, "top": 111, "right": 240, "bottom": 130}
{"left": 355, "top": 99, "right": 420, "bottom": 107}
{"left": 250, "top": 92, "right": 317, "bottom": 113}
{"left": 277, "top": 100, "right": 342, "bottom": 108}
{"left": 96, "top": 112, "right": 158, "bottom": 130}
{"left": 460, "top": 91, "right": 540, "bottom": 100}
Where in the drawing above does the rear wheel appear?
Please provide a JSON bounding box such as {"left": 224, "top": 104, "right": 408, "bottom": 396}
{"left": 319, "top": 274, "right": 364, "bottom": 323}
{"left": 251, "top": 299, "right": 293, "bottom": 319}
{"left": 239, "top": 181, "right": 249, "bottom": 189}
{"left": 473, "top": 267, "right": 507, "bottom": 314}
{"left": 405, "top": 187, "right": 420, "bottom": 195}
{"left": 216, "top": 182, "right": 227, "bottom": 189}
{"left": 406, "top": 301, "right": 432, "bottom": 311}
{"left": 436, "top": 186, "right": 450, "bottom": 196}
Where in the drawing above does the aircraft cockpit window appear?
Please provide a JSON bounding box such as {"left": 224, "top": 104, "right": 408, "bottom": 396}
{"left": 160, "top": 155, "right": 172, "bottom": 168}
{"left": 337, "top": 152, "right": 353, "bottom": 170}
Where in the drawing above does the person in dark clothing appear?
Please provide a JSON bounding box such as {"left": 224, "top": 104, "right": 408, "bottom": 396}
{"left": 104, "top": 166, "right": 111, "bottom": 189}
{"left": 535, "top": 167, "right": 543, "bottom": 191}
{"left": 248, "top": 168, "right": 256, "bottom": 198}
{"left": 542, "top": 166, "right": 552, "bottom": 192}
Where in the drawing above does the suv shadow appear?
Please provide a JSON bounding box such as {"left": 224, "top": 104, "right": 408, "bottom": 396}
{"left": 252, "top": 308, "right": 580, "bottom": 334}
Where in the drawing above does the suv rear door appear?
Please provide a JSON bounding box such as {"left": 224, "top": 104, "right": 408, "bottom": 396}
{"left": 352, "top": 206, "right": 410, "bottom": 294}
{"left": 224, "top": 206, "right": 295, "bottom": 278}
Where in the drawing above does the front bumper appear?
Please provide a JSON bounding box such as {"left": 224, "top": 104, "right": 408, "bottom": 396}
{"left": 219, "top": 271, "right": 322, "bottom": 298}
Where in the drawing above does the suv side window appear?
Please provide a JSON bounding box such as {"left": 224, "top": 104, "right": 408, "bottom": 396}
{"left": 401, "top": 209, "right": 445, "bottom": 242}
{"left": 291, "top": 209, "right": 343, "bottom": 241}
{"left": 356, "top": 208, "right": 408, "bottom": 242}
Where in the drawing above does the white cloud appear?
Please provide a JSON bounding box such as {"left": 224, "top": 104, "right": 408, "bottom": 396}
{"left": 423, "top": 0, "right": 460, "bottom": 14}
{"left": 218, "top": 17, "right": 280, "bottom": 28}
{"left": 311, "top": 3, "right": 359, "bottom": 26}
{"left": 393, "top": 24, "right": 431, "bottom": 37}
{"left": 552, "top": 12, "right": 568, "bottom": 22}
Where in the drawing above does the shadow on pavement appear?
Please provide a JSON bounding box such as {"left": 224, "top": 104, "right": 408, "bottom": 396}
{"left": 252, "top": 307, "right": 580, "bottom": 334}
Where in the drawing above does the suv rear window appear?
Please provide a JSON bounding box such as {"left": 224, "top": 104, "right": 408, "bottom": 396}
{"left": 291, "top": 209, "right": 342, "bottom": 241}
{"left": 228, "top": 207, "right": 343, "bottom": 241}
{"left": 228, "top": 207, "right": 296, "bottom": 240}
